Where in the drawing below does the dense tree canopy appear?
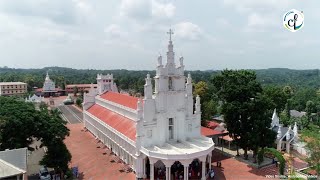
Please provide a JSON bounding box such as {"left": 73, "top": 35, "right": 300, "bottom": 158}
{"left": 0, "top": 96, "right": 71, "bottom": 172}
{"left": 212, "top": 70, "right": 276, "bottom": 159}
{"left": 301, "top": 124, "right": 320, "bottom": 177}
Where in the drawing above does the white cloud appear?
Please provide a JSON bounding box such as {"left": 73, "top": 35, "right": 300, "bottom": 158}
{"left": 174, "top": 22, "right": 202, "bottom": 41}
{"left": 104, "top": 24, "right": 128, "bottom": 39}
{"left": 245, "top": 13, "right": 278, "bottom": 32}
{"left": 216, "top": 18, "right": 231, "bottom": 27}
{"left": 223, "top": 0, "right": 293, "bottom": 12}
{"left": 152, "top": 0, "right": 175, "bottom": 19}
{"left": 119, "top": 0, "right": 175, "bottom": 21}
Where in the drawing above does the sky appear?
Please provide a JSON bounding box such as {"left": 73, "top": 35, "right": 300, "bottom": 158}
{"left": 0, "top": 0, "right": 319, "bottom": 70}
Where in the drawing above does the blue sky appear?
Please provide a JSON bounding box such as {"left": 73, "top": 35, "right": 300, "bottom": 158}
{"left": 0, "top": 0, "right": 319, "bottom": 70}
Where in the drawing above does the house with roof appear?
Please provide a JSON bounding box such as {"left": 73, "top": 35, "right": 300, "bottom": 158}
{"left": 271, "top": 109, "right": 298, "bottom": 153}
{"left": 82, "top": 30, "right": 215, "bottom": 180}
{"left": 25, "top": 94, "right": 44, "bottom": 103}
{"left": 0, "top": 148, "right": 27, "bottom": 180}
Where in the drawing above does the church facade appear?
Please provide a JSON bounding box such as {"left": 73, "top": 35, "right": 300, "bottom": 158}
{"left": 83, "top": 31, "right": 215, "bottom": 180}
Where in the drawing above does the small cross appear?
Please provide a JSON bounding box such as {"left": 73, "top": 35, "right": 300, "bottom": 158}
{"left": 167, "top": 29, "right": 174, "bottom": 41}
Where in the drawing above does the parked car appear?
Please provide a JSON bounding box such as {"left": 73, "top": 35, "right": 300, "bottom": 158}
{"left": 39, "top": 166, "right": 51, "bottom": 180}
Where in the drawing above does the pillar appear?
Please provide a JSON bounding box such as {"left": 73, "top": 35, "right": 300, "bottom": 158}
{"left": 286, "top": 142, "right": 290, "bottom": 153}
{"left": 184, "top": 165, "right": 189, "bottom": 180}
{"left": 143, "top": 158, "right": 146, "bottom": 178}
{"left": 201, "top": 160, "right": 206, "bottom": 180}
{"left": 208, "top": 155, "right": 212, "bottom": 171}
{"left": 164, "top": 161, "right": 172, "bottom": 180}
{"left": 150, "top": 163, "right": 154, "bottom": 180}
{"left": 166, "top": 166, "right": 170, "bottom": 180}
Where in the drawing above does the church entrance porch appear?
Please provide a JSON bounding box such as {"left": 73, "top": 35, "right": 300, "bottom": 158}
{"left": 142, "top": 154, "right": 212, "bottom": 180}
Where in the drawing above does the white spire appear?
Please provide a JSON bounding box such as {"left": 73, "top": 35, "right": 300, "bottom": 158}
{"left": 293, "top": 122, "right": 298, "bottom": 135}
{"left": 157, "top": 54, "right": 162, "bottom": 66}
{"left": 166, "top": 29, "right": 175, "bottom": 68}
{"left": 277, "top": 124, "right": 282, "bottom": 140}
{"left": 144, "top": 74, "right": 152, "bottom": 99}
{"left": 187, "top": 73, "right": 192, "bottom": 84}
{"left": 286, "top": 125, "right": 291, "bottom": 140}
{"left": 179, "top": 56, "right": 184, "bottom": 66}
{"left": 271, "top": 108, "right": 280, "bottom": 127}
{"left": 195, "top": 95, "right": 201, "bottom": 114}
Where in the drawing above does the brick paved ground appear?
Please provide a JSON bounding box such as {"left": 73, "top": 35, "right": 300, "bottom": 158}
{"left": 211, "top": 151, "right": 275, "bottom": 180}
{"left": 64, "top": 124, "right": 136, "bottom": 180}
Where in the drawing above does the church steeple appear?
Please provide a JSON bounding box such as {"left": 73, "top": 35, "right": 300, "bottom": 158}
{"left": 166, "top": 29, "right": 175, "bottom": 73}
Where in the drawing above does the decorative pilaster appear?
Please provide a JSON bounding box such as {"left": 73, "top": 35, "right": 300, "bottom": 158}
{"left": 144, "top": 74, "right": 153, "bottom": 99}
{"left": 195, "top": 95, "right": 201, "bottom": 114}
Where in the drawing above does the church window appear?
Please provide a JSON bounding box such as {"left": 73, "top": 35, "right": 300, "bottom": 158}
{"left": 147, "top": 130, "right": 152, "bottom": 138}
{"left": 188, "top": 124, "right": 192, "bottom": 131}
{"left": 169, "top": 118, "right": 174, "bottom": 140}
{"left": 168, "top": 77, "right": 173, "bottom": 90}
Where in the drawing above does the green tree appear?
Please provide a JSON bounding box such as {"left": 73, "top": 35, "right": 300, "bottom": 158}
{"left": 305, "top": 100, "right": 316, "bottom": 127}
{"left": 193, "top": 81, "right": 218, "bottom": 125}
{"left": 73, "top": 86, "right": 79, "bottom": 96}
{"left": 40, "top": 139, "right": 71, "bottom": 173}
{"left": 212, "top": 70, "right": 267, "bottom": 159}
{"left": 301, "top": 125, "right": 320, "bottom": 178}
{"left": 76, "top": 97, "right": 83, "bottom": 108}
{"left": 263, "top": 86, "right": 288, "bottom": 112}
{"left": 0, "top": 96, "right": 71, "bottom": 173}
{"left": 248, "top": 94, "right": 277, "bottom": 163}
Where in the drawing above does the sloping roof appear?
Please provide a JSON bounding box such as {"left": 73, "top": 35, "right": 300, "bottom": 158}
{"left": 100, "top": 91, "right": 140, "bottom": 110}
{"left": 0, "top": 159, "right": 25, "bottom": 178}
{"left": 201, "top": 126, "right": 224, "bottom": 137}
{"left": 87, "top": 104, "right": 136, "bottom": 141}
{"left": 35, "top": 88, "right": 61, "bottom": 92}
{"left": 290, "top": 110, "right": 306, "bottom": 118}
{"left": 0, "top": 148, "right": 27, "bottom": 178}
{"left": 207, "top": 121, "right": 219, "bottom": 130}
{"left": 219, "top": 135, "right": 233, "bottom": 142}
{"left": 66, "top": 84, "right": 97, "bottom": 88}
{"left": 0, "top": 82, "right": 26, "bottom": 85}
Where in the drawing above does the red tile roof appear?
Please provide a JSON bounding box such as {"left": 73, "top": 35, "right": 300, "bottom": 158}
{"left": 201, "top": 126, "right": 224, "bottom": 137}
{"left": 100, "top": 91, "right": 140, "bottom": 110}
{"left": 87, "top": 104, "right": 136, "bottom": 141}
{"left": 207, "top": 121, "right": 220, "bottom": 130}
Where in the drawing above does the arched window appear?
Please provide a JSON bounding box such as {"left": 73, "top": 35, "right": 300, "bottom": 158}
{"left": 169, "top": 118, "right": 174, "bottom": 140}
{"left": 168, "top": 77, "right": 173, "bottom": 90}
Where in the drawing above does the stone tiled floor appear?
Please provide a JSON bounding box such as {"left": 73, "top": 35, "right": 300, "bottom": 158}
{"left": 65, "top": 123, "right": 308, "bottom": 180}
{"left": 64, "top": 123, "right": 136, "bottom": 180}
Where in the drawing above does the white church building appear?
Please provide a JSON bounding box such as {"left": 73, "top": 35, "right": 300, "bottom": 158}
{"left": 83, "top": 31, "right": 215, "bottom": 180}
{"left": 271, "top": 109, "right": 299, "bottom": 153}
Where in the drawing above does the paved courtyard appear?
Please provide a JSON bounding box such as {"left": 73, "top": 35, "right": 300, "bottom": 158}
{"left": 64, "top": 123, "right": 136, "bottom": 180}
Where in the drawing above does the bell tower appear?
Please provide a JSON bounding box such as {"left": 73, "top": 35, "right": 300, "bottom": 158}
{"left": 96, "top": 74, "right": 118, "bottom": 95}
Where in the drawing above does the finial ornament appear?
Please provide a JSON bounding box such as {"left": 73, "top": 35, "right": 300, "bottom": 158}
{"left": 167, "top": 29, "right": 174, "bottom": 41}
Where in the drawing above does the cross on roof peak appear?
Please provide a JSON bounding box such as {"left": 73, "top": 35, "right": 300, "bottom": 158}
{"left": 167, "top": 29, "right": 174, "bottom": 41}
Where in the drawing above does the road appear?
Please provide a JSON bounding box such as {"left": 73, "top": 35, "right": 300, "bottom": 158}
{"left": 57, "top": 105, "right": 83, "bottom": 124}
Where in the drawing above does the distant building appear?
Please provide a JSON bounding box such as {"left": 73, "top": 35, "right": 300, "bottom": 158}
{"left": 83, "top": 31, "right": 215, "bottom": 180}
{"left": 0, "top": 148, "right": 27, "bottom": 180}
{"left": 271, "top": 109, "right": 298, "bottom": 153}
{"left": 65, "top": 84, "right": 98, "bottom": 94}
{"left": 25, "top": 94, "right": 44, "bottom": 103}
{"left": 0, "top": 82, "right": 27, "bottom": 96}
{"left": 36, "top": 72, "right": 62, "bottom": 97}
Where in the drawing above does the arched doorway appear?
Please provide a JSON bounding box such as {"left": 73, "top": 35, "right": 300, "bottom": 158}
{"left": 189, "top": 159, "right": 201, "bottom": 179}
{"left": 154, "top": 160, "right": 166, "bottom": 179}
{"left": 171, "top": 161, "right": 184, "bottom": 180}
